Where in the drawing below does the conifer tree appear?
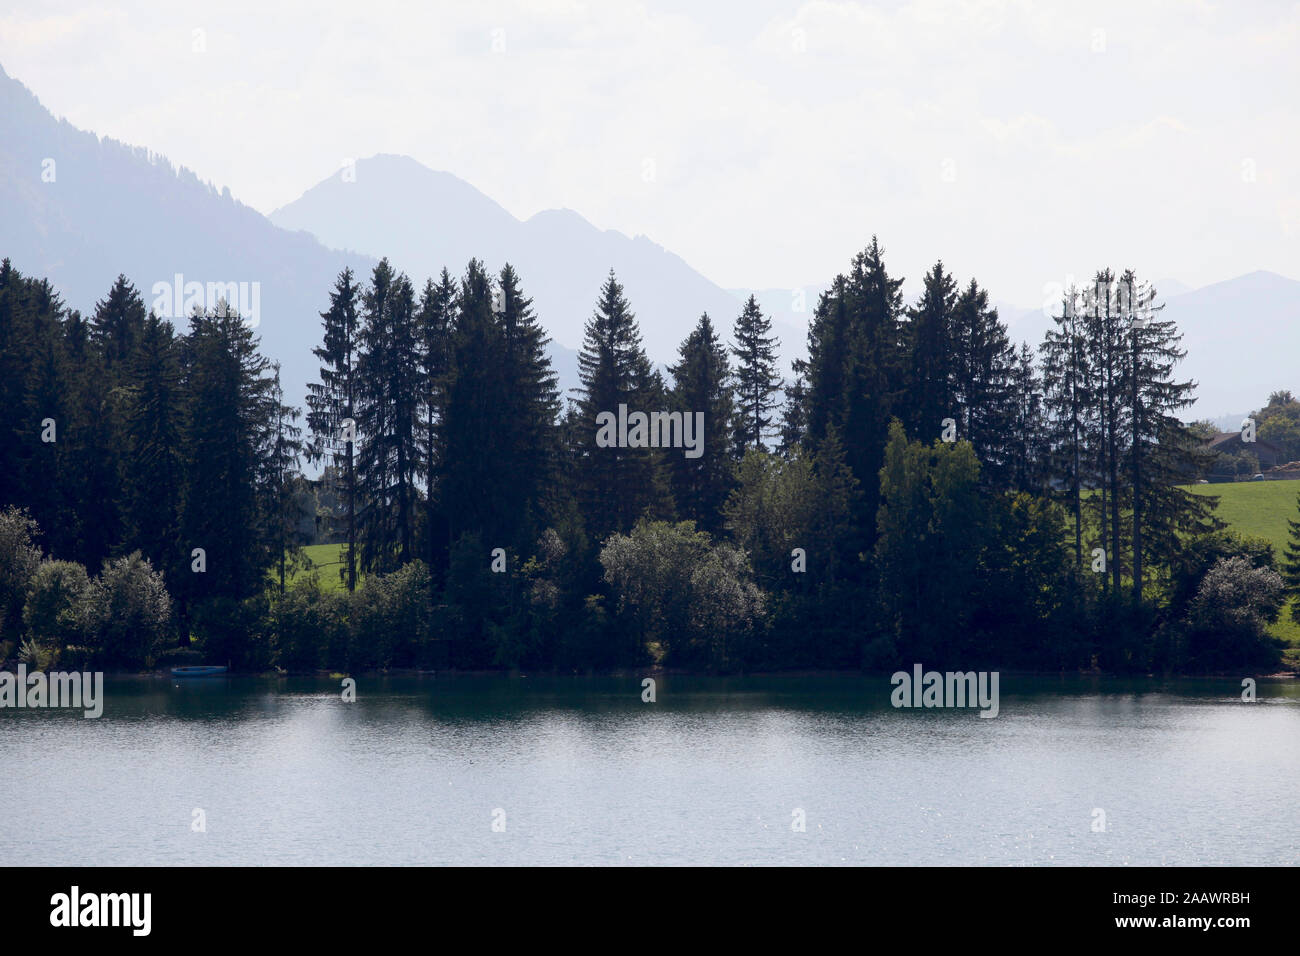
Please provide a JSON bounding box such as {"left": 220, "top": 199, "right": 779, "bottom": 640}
{"left": 1282, "top": 494, "right": 1300, "bottom": 624}
{"left": 730, "top": 295, "right": 782, "bottom": 454}
{"left": 1081, "top": 269, "right": 1130, "bottom": 595}
{"left": 61, "top": 306, "right": 121, "bottom": 568}
{"left": 778, "top": 357, "right": 809, "bottom": 456}
{"left": 437, "top": 259, "right": 508, "bottom": 549}
{"left": 1005, "top": 341, "right": 1048, "bottom": 493}
{"left": 573, "top": 271, "right": 671, "bottom": 541}
{"left": 950, "top": 278, "right": 1016, "bottom": 488}
{"left": 121, "top": 313, "right": 184, "bottom": 581}
{"left": 1121, "top": 270, "right": 1220, "bottom": 601}
{"left": 495, "top": 263, "right": 561, "bottom": 545}
{"left": 306, "top": 268, "right": 362, "bottom": 589}
{"left": 1040, "top": 286, "right": 1092, "bottom": 566}
{"left": 416, "top": 269, "right": 457, "bottom": 581}
{"left": 668, "top": 313, "right": 734, "bottom": 532}
{"left": 91, "top": 275, "right": 147, "bottom": 372}
{"left": 903, "top": 261, "right": 957, "bottom": 442}
{"left": 803, "top": 276, "right": 852, "bottom": 450}
{"left": 356, "top": 260, "right": 422, "bottom": 573}
{"left": 262, "top": 364, "right": 304, "bottom": 594}
{"left": 839, "top": 238, "right": 905, "bottom": 543}
{"left": 178, "top": 304, "right": 280, "bottom": 624}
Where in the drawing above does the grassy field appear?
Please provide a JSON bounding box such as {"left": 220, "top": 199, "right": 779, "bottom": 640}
{"left": 287, "top": 542, "right": 352, "bottom": 592}
{"left": 1189, "top": 479, "right": 1300, "bottom": 663}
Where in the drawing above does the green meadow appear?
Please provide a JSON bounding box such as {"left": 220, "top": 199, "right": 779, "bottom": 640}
{"left": 1189, "top": 479, "right": 1300, "bottom": 663}
{"left": 287, "top": 542, "right": 353, "bottom": 592}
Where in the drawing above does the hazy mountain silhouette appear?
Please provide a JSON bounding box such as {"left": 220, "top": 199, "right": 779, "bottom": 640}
{"left": 0, "top": 62, "right": 371, "bottom": 412}
{"left": 270, "top": 154, "right": 790, "bottom": 368}
{"left": 3, "top": 61, "right": 1295, "bottom": 420}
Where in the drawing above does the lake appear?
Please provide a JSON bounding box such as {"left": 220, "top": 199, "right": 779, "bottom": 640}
{"left": 2, "top": 674, "right": 1297, "bottom": 865}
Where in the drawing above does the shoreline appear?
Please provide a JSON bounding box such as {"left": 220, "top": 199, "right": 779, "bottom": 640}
{"left": 6, "top": 665, "right": 1293, "bottom": 681}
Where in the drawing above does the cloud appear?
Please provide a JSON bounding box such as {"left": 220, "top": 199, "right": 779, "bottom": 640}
{"left": 1, "top": 0, "right": 1296, "bottom": 302}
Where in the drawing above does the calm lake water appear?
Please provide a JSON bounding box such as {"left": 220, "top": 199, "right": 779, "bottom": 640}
{"left": 2, "top": 674, "right": 1297, "bottom": 866}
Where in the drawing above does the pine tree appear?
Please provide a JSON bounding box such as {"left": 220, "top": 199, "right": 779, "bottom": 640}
{"left": 416, "top": 269, "right": 457, "bottom": 582}
{"left": 121, "top": 313, "right": 184, "bottom": 582}
{"left": 306, "top": 268, "right": 362, "bottom": 589}
{"left": 22, "top": 279, "right": 76, "bottom": 560}
{"left": 1005, "top": 341, "right": 1048, "bottom": 493}
{"left": 950, "top": 278, "right": 1016, "bottom": 488}
{"left": 803, "top": 276, "right": 852, "bottom": 450}
{"left": 668, "top": 313, "right": 734, "bottom": 532}
{"left": 573, "top": 270, "right": 671, "bottom": 541}
{"left": 1122, "top": 270, "right": 1220, "bottom": 602}
{"left": 903, "top": 261, "right": 957, "bottom": 442}
{"left": 262, "top": 364, "right": 304, "bottom": 594}
{"left": 1282, "top": 494, "right": 1300, "bottom": 623}
{"left": 777, "top": 357, "right": 809, "bottom": 456}
{"left": 1081, "top": 269, "right": 1130, "bottom": 595}
{"left": 355, "top": 260, "right": 422, "bottom": 574}
{"left": 437, "top": 259, "right": 508, "bottom": 549}
{"left": 91, "top": 275, "right": 147, "bottom": 372}
{"left": 1040, "top": 285, "right": 1092, "bottom": 567}
{"left": 178, "top": 304, "right": 280, "bottom": 625}
{"left": 730, "top": 295, "right": 782, "bottom": 454}
{"left": 840, "top": 238, "right": 905, "bottom": 544}
{"left": 495, "top": 263, "right": 561, "bottom": 546}
{"left": 62, "top": 306, "right": 121, "bottom": 568}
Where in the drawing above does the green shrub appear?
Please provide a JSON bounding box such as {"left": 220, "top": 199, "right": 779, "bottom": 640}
{"left": 80, "top": 552, "right": 172, "bottom": 670}
{"left": 23, "top": 560, "right": 91, "bottom": 653}
{"left": 271, "top": 577, "right": 346, "bottom": 672}
{"left": 0, "top": 507, "right": 42, "bottom": 642}
{"left": 1180, "top": 556, "right": 1285, "bottom": 672}
{"left": 346, "top": 561, "right": 431, "bottom": 671}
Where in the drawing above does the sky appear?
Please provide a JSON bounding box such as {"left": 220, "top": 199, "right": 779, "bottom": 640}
{"left": 2, "top": 0, "right": 1298, "bottom": 306}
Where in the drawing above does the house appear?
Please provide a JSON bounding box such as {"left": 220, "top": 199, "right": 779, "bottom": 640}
{"left": 1202, "top": 431, "right": 1285, "bottom": 476}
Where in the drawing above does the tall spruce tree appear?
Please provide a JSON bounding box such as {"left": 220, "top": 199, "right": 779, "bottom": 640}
{"left": 91, "top": 275, "right": 147, "bottom": 373}
{"left": 178, "top": 304, "right": 280, "bottom": 628}
{"left": 495, "top": 263, "right": 561, "bottom": 546}
{"left": 840, "top": 238, "right": 905, "bottom": 544}
{"left": 903, "top": 261, "right": 957, "bottom": 443}
{"left": 306, "top": 268, "right": 362, "bottom": 590}
{"left": 668, "top": 313, "right": 734, "bottom": 533}
{"left": 1005, "top": 341, "right": 1048, "bottom": 493}
{"left": 730, "top": 295, "right": 782, "bottom": 454}
{"left": 1040, "top": 285, "right": 1092, "bottom": 567}
{"left": 1121, "top": 270, "right": 1220, "bottom": 602}
{"left": 573, "top": 270, "right": 671, "bottom": 541}
{"left": 416, "top": 269, "right": 457, "bottom": 582}
{"left": 121, "top": 313, "right": 184, "bottom": 583}
{"left": 950, "top": 278, "right": 1016, "bottom": 488}
{"left": 1282, "top": 494, "right": 1300, "bottom": 624}
{"left": 22, "top": 279, "right": 76, "bottom": 560}
{"left": 437, "top": 259, "right": 508, "bottom": 549}
{"left": 804, "top": 276, "right": 852, "bottom": 450}
{"left": 262, "top": 364, "right": 304, "bottom": 594}
{"left": 1081, "top": 269, "right": 1130, "bottom": 595}
{"left": 355, "top": 260, "right": 422, "bottom": 574}
{"left": 778, "top": 357, "right": 809, "bottom": 456}
{"left": 62, "top": 305, "right": 121, "bottom": 569}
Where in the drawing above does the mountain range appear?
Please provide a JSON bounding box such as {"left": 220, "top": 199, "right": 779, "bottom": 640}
{"left": 1, "top": 61, "right": 1295, "bottom": 424}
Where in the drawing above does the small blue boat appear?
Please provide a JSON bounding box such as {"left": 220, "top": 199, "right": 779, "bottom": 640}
{"left": 170, "top": 665, "right": 229, "bottom": 677}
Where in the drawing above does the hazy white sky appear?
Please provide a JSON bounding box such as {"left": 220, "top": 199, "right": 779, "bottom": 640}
{"left": 2, "top": 0, "right": 1297, "bottom": 304}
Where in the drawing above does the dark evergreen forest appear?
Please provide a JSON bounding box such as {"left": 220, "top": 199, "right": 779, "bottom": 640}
{"left": 1, "top": 242, "right": 1294, "bottom": 676}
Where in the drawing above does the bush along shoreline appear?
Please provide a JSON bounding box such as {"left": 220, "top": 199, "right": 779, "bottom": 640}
{"left": 0, "top": 504, "right": 1293, "bottom": 679}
